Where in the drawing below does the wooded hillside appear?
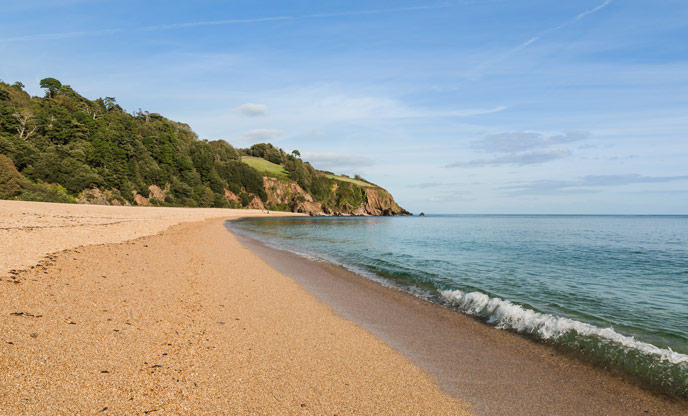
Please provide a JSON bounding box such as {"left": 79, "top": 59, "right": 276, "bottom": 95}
{"left": 0, "top": 79, "right": 409, "bottom": 215}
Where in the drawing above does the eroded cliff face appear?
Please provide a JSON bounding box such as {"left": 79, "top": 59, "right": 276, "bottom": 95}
{"left": 76, "top": 177, "right": 409, "bottom": 216}
{"left": 262, "top": 176, "right": 410, "bottom": 216}
{"left": 263, "top": 177, "right": 324, "bottom": 215}
{"left": 358, "top": 188, "right": 410, "bottom": 216}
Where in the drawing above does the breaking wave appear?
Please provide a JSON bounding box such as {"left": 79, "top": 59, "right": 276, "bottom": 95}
{"left": 440, "top": 289, "right": 688, "bottom": 398}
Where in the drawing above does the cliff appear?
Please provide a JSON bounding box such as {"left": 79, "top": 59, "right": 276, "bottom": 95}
{"left": 263, "top": 176, "right": 410, "bottom": 217}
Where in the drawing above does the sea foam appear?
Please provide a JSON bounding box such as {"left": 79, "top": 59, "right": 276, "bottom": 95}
{"left": 440, "top": 289, "right": 688, "bottom": 365}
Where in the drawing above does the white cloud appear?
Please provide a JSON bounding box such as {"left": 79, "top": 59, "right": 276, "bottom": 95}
{"left": 242, "top": 128, "right": 283, "bottom": 141}
{"left": 236, "top": 103, "right": 268, "bottom": 117}
{"left": 504, "top": 174, "right": 688, "bottom": 195}
{"left": 447, "top": 130, "right": 591, "bottom": 168}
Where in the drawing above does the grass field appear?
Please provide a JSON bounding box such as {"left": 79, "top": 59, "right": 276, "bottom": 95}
{"left": 241, "top": 156, "right": 289, "bottom": 177}
{"left": 242, "top": 156, "right": 375, "bottom": 187}
{"left": 324, "top": 173, "right": 374, "bottom": 187}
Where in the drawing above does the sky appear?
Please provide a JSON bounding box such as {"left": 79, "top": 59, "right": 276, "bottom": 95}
{"left": 1, "top": 0, "right": 687, "bottom": 214}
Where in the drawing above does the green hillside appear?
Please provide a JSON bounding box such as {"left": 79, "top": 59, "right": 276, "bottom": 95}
{"left": 0, "top": 79, "right": 270, "bottom": 207}
{"left": 241, "top": 157, "right": 373, "bottom": 188}
{"left": 0, "top": 78, "right": 408, "bottom": 215}
{"left": 324, "top": 173, "right": 373, "bottom": 188}
{"left": 241, "top": 156, "right": 289, "bottom": 178}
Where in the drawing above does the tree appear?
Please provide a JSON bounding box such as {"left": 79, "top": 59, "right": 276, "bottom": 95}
{"left": 239, "top": 192, "right": 253, "bottom": 207}
{"left": 266, "top": 148, "right": 283, "bottom": 164}
{"left": 13, "top": 111, "right": 37, "bottom": 140}
{"left": 291, "top": 149, "right": 301, "bottom": 158}
{"left": 40, "top": 78, "right": 62, "bottom": 98}
{"left": 198, "top": 187, "right": 215, "bottom": 207}
{"left": 58, "top": 84, "right": 77, "bottom": 97}
{"left": 103, "top": 97, "right": 118, "bottom": 111}
{"left": 0, "top": 154, "right": 23, "bottom": 199}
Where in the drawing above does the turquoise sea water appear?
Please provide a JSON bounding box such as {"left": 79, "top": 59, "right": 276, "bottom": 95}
{"left": 230, "top": 215, "right": 688, "bottom": 398}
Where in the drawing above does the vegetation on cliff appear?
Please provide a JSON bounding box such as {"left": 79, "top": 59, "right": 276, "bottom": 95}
{"left": 0, "top": 79, "right": 408, "bottom": 215}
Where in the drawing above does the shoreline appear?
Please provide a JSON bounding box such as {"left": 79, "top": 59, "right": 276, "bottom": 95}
{"left": 0, "top": 202, "right": 468, "bottom": 414}
{"left": 0, "top": 200, "right": 302, "bottom": 275}
{"left": 229, "top": 222, "right": 688, "bottom": 415}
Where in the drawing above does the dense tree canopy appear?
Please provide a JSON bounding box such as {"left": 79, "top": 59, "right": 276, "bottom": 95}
{"left": 0, "top": 79, "right": 272, "bottom": 207}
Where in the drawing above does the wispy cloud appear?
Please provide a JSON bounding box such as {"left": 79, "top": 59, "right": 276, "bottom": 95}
{"left": 446, "top": 148, "right": 571, "bottom": 168}
{"left": 242, "top": 86, "right": 507, "bottom": 121}
{"left": 176, "top": 84, "right": 506, "bottom": 141}
{"left": 297, "top": 96, "right": 505, "bottom": 120}
{"left": 470, "top": 0, "right": 614, "bottom": 76}
{"left": 447, "top": 130, "right": 589, "bottom": 168}
{"left": 241, "top": 128, "right": 283, "bottom": 141}
{"left": 526, "top": 0, "right": 614, "bottom": 47}
{"left": 301, "top": 152, "right": 374, "bottom": 170}
{"left": 303, "top": 128, "right": 327, "bottom": 138}
{"left": 472, "top": 130, "right": 590, "bottom": 153}
{"left": 409, "top": 182, "right": 448, "bottom": 188}
{"left": 575, "top": 0, "right": 613, "bottom": 22}
{"left": 408, "top": 181, "right": 479, "bottom": 189}
{"left": 0, "top": 4, "right": 450, "bottom": 43}
{"left": 283, "top": 92, "right": 506, "bottom": 120}
{"left": 236, "top": 103, "right": 268, "bottom": 117}
{"left": 429, "top": 191, "right": 473, "bottom": 202}
{"left": 505, "top": 174, "right": 688, "bottom": 195}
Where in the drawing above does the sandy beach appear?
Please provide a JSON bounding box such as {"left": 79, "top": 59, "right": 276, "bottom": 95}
{"left": 0, "top": 201, "right": 468, "bottom": 415}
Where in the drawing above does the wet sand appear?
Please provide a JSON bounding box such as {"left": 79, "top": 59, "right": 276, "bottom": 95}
{"left": 232, "top": 225, "right": 688, "bottom": 416}
{"left": 0, "top": 201, "right": 469, "bottom": 415}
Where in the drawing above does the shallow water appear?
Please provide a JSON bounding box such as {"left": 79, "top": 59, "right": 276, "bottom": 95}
{"left": 230, "top": 215, "right": 688, "bottom": 398}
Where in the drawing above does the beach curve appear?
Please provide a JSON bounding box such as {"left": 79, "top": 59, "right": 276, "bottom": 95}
{"left": 0, "top": 200, "right": 469, "bottom": 414}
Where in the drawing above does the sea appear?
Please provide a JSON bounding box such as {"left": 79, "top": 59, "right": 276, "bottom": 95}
{"left": 229, "top": 214, "right": 688, "bottom": 398}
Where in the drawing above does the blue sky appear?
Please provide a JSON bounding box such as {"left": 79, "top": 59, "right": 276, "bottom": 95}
{"left": 1, "top": 0, "right": 687, "bottom": 214}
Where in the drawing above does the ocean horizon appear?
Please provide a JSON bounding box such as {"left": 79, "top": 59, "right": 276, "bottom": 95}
{"left": 230, "top": 214, "right": 688, "bottom": 399}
